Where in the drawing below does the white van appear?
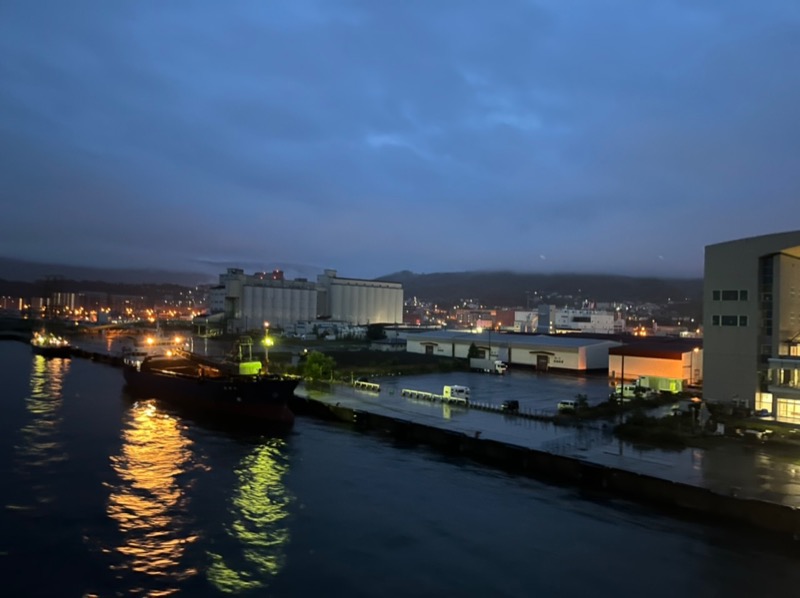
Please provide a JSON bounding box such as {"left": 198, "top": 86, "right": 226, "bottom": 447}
{"left": 557, "top": 400, "right": 578, "bottom": 412}
{"left": 443, "top": 385, "right": 470, "bottom": 404}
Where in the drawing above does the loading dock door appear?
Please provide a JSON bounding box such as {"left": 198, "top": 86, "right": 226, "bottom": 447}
{"left": 536, "top": 354, "right": 549, "bottom": 371}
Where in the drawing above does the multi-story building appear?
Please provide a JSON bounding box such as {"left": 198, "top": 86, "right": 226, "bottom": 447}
{"left": 50, "top": 292, "right": 77, "bottom": 312}
{"left": 554, "top": 308, "right": 622, "bottom": 334}
{"left": 703, "top": 230, "right": 800, "bottom": 423}
{"left": 514, "top": 306, "right": 624, "bottom": 335}
{"left": 0, "top": 296, "right": 23, "bottom": 314}
{"left": 207, "top": 268, "right": 403, "bottom": 333}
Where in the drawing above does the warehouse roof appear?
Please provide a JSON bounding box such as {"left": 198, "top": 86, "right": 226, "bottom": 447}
{"left": 409, "top": 330, "right": 619, "bottom": 349}
{"left": 609, "top": 338, "right": 702, "bottom": 360}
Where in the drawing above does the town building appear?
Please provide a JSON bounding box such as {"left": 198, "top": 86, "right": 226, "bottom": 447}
{"left": 703, "top": 230, "right": 800, "bottom": 423}
{"left": 0, "top": 295, "right": 23, "bottom": 315}
{"left": 553, "top": 308, "right": 623, "bottom": 334}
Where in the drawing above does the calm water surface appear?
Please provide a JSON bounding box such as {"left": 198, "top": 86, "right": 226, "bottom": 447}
{"left": 1, "top": 341, "right": 799, "bottom": 597}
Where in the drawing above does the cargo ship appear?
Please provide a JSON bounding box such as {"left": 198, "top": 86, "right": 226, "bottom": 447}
{"left": 122, "top": 336, "right": 298, "bottom": 426}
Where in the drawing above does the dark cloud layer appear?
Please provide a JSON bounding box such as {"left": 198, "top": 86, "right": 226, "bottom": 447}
{"left": 1, "top": 0, "right": 799, "bottom": 280}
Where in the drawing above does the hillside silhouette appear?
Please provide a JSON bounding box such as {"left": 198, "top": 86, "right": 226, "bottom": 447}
{"left": 0, "top": 257, "right": 213, "bottom": 286}
{"left": 380, "top": 270, "right": 702, "bottom": 307}
{"left": 0, "top": 256, "right": 703, "bottom": 310}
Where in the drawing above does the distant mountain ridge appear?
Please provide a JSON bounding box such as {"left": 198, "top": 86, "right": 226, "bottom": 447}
{"left": 378, "top": 270, "right": 703, "bottom": 307}
{"left": 0, "top": 257, "right": 703, "bottom": 308}
{"left": 0, "top": 257, "right": 215, "bottom": 286}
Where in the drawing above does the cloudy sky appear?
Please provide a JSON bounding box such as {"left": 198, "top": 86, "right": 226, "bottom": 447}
{"left": 1, "top": 0, "right": 799, "bottom": 280}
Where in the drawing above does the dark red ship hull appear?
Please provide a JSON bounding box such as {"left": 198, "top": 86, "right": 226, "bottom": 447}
{"left": 123, "top": 356, "right": 298, "bottom": 426}
{"left": 31, "top": 344, "right": 73, "bottom": 359}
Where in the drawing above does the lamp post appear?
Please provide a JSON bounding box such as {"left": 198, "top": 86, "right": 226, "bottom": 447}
{"left": 263, "top": 321, "right": 272, "bottom": 363}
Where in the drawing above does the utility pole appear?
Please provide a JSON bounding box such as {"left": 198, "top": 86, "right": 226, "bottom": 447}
{"left": 619, "top": 354, "right": 625, "bottom": 421}
{"left": 618, "top": 353, "right": 625, "bottom": 456}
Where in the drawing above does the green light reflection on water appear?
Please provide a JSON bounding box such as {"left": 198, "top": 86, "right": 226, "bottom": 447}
{"left": 207, "top": 438, "right": 291, "bottom": 593}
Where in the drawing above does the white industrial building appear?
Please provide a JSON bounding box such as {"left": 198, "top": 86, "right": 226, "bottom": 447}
{"left": 406, "top": 330, "right": 620, "bottom": 372}
{"left": 554, "top": 308, "right": 622, "bottom": 334}
{"left": 206, "top": 268, "right": 403, "bottom": 333}
{"left": 514, "top": 306, "right": 624, "bottom": 335}
{"left": 208, "top": 269, "right": 317, "bottom": 331}
{"left": 317, "top": 269, "right": 403, "bottom": 325}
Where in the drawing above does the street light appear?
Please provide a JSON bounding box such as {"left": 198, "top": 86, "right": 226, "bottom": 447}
{"left": 263, "top": 321, "right": 273, "bottom": 365}
{"left": 264, "top": 336, "right": 274, "bottom": 363}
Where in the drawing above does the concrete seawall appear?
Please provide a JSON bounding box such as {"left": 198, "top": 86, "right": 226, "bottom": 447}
{"left": 290, "top": 395, "right": 800, "bottom": 539}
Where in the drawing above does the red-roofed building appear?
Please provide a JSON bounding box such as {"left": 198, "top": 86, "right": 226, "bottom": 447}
{"left": 609, "top": 339, "right": 703, "bottom": 386}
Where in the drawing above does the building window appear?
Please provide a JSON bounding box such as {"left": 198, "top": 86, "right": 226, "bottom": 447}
{"left": 739, "top": 290, "right": 748, "bottom": 301}
{"left": 721, "top": 290, "right": 739, "bottom": 301}
{"left": 712, "top": 315, "right": 720, "bottom": 326}
{"left": 712, "top": 290, "right": 720, "bottom": 301}
{"left": 721, "top": 315, "right": 738, "bottom": 326}
{"left": 739, "top": 315, "right": 748, "bottom": 326}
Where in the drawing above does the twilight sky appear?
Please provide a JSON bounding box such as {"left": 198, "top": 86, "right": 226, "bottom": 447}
{"left": 1, "top": 0, "right": 799, "bottom": 281}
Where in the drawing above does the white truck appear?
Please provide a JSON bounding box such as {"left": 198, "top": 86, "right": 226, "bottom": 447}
{"left": 469, "top": 358, "right": 508, "bottom": 374}
{"left": 442, "top": 385, "right": 471, "bottom": 404}
{"left": 636, "top": 376, "right": 683, "bottom": 395}
{"left": 613, "top": 376, "right": 683, "bottom": 401}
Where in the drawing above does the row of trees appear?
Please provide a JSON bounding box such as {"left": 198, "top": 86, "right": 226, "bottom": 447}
{"left": 301, "top": 351, "right": 336, "bottom": 381}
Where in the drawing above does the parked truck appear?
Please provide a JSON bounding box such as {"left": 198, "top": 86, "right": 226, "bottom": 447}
{"left": 442, "top": 385, "right": 470, "bottom": 404}
{"left": 636, "top": 375, "right": 683, "bottom": 395}
{"left": 469, "top": 358, "right": 508, "bottom": 374}
{"left": 613, "top": 376, "right": 683, "bottom": 401}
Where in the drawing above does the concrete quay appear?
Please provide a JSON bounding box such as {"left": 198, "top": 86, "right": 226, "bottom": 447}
{"left": 292, "top": 382, "right": 800, "bottom": 539}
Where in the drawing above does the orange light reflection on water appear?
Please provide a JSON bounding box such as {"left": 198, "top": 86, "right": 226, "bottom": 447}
{"left": 106, "top": 401, "right": 201, "bottom": 595}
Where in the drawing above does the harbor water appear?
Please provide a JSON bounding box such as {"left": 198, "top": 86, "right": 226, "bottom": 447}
{"left": 2, "top": 340, "right": 800, "bottom": 597}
